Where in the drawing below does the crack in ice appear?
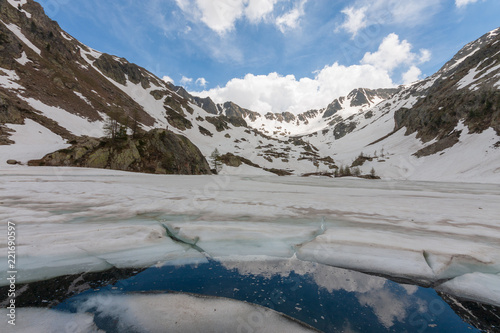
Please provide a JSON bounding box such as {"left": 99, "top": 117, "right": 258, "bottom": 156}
{"left": 161, "top": 223, "right": 210, "bottom": 257}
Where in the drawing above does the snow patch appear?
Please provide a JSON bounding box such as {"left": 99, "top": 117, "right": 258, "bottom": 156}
{"left": 6, "top": 0, "right": 31, "bottom": 18}
{"left": 60, "top": 31, "right": 73, "bottom": 41}
{"left": 15, "top": 51, "right": 31, "bottom": 65}
{"left": 0, "top": 67, "right": 24, "bottom": 90}
{"left": 74, "top": 91, "right": 92, "bottom": 106}
{"left": 21, "top": 97, "right": 106, "bottom": 137}
{"left": 0, "top": 20, "right": 40, "bottom": 55}
{"left": 0, "top": 119, "right": 69, "bottom": 164}
{"left": 219, "top": 163, "right": 277, "bottom": 176}
{"left": 457, "top": 63, "right": 500, "bottom": 90}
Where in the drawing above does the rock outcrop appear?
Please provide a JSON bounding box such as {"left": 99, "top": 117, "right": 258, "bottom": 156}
{"left": 28, "top": 129, "right": 211, "bottom": 175}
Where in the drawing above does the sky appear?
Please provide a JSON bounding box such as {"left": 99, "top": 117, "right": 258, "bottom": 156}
{"left": 38, "top": 0, "right": 500, "bottom": 114}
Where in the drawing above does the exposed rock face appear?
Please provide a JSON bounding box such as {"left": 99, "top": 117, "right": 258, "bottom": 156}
{"left": 94, "top": 53, "right": 152, "bottom": 89}
{"left": 193, "top": 96, "right": 218, "bottom": 115}
{"left": 323, "top": 100, "right": 342, "bottom": 118}
{"left": 333, "top": 120, "right": 357, "bottom": 140}
{"left": 221, "top": 101, "right": 260, "bottom": 121}
{"left": 28, "top": 130, "right": 211, "bottom": 175}
{"left": 219, "top": 152, "right": 243, "bottom": 167}
{"left": 395, "top": 28, "right": 500, "bottom": 143}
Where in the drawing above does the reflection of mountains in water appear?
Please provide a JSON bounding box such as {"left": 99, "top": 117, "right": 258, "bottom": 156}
{"left": 7, "top": 258, "right": 496, "bottom": 332}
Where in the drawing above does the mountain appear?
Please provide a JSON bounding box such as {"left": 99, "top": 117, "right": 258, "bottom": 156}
{"left": 0, "top": 0, "right": 499, "bottom": 182}
{"left": 187, "top": 87, "right": 400, "bottom": 138}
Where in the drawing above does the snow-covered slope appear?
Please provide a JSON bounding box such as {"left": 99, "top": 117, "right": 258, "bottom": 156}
{"left": 0, "top": 0, "right": 499, "bottom": 182}
{"left": 294, "top": 27, "right": 500, "bottom": 183}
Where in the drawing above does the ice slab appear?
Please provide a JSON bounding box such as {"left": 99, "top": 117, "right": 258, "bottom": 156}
{"left": 74, "top": 293, "right": 319, "bottom": 332}
{"left": 0, "top": 308, "right": 102, "bottom": 333}
{"left": 437, "top": 273, "right": 500, "bottom": 307}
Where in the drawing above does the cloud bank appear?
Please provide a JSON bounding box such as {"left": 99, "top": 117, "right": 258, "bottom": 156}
{"left": 174, "top": 0, "right": 308, "bottom": 35}
{"left": 338, "top": 0, "right": 443, "bottom": 38}
{"left": 194, "top": 33, "right": 430, "bottom": 114}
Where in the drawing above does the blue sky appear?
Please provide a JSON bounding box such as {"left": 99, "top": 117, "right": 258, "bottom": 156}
{"left": 38, "top": 0, "right": 500, "bottom": 114}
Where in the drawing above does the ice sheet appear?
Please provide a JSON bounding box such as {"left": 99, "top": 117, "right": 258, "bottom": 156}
{"left": 0, "top": 167, "right": 499, "bottom": 306}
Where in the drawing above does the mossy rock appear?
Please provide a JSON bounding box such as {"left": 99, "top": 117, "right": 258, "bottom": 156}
{"left": 86, "top": 149, "right": 110, "bottom": 168}
{"left": 219, "top": 153, "right": 242, "bottom": 167}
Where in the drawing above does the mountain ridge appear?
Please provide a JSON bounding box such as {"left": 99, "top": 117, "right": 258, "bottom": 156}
{"left": 1, "top": 0, "right": 499, "bottom": 182}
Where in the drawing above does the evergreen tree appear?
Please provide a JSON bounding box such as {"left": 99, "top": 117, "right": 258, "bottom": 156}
{"left": 210, "top": 148, "right": 221, "bottom": 173}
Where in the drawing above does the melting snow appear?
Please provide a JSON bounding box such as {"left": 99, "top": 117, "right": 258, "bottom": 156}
{"left": 60, "top": 31, "right": 73, "bottom": 41}
{"left": 6, "top": 0, "right": 31, "bottom": 18}
{"left": 0, "top": 119, "right": 69, "bottom": 164}
{"left": 15, "top": 51, "right": 31, "bottom": 65}
{"left": 74, "top": 91, "right": 92, "bottom": 106}
{"left": 457, "top": 63, "right": 500, "bottom": 90}
{"left": 21, "top": 97, "right": 106, "bottom": 137}
{"left": 0, "top": 20, "right": 40, "bottom": 55}
{"left": 0, "top": 67, "right": 24, "bottom": 90}
{"left": 0, "top": 168, "right": 499, "bottom": 307}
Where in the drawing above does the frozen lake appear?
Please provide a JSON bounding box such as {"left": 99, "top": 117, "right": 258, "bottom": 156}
{"left": 1, "top": 166, "right": 499, "bottom": 331}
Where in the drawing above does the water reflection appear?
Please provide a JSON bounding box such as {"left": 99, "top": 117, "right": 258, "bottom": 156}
{"left": 58, "top": 258, "right": 479, "bottom": 332}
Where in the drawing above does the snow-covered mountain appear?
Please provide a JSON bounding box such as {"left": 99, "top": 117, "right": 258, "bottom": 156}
{"left": 1, "top": 0, "right": 499, "bottom": 182}
{"left": 186, "top": 87, "right": 399, "bottom": 138}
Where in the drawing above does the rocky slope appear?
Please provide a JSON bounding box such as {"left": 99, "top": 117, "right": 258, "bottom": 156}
{"left": 394, "top": 28, "right": 500, "bottom": 151}
{"left": 0, "top": 0, "right": 499, "bottom": 182}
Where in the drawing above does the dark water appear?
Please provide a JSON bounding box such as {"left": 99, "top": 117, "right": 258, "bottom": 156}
{"left": 57, "top": 258, "right": 480, "bottom": 333}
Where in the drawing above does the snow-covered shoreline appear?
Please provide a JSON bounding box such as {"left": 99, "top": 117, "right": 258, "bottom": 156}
{"left": 1, "top": 166, "right": 499, "bottom": 307}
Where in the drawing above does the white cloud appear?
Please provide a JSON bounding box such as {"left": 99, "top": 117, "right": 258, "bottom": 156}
{"left": 196, "top": 77, "right": 208, "bottom": 87}
{"left": 174, "top": 0, "right": 192, "bottom": 13}
{"left": 180, "top": 76, "right": 193, "bottom": 85}
{"left": 245, "top": 0, "right": 279, "bottom": 23}
{"left": 402, "top": 66, "right": 422, "bottom": 84}
{"left": 195, "top": 33, "right": 430, "bottom": 114}
{"left": 419, "top": 49, "right": 432, "bottom": 63}
{"left": 361, "top": 33, "right": 416, "bottom": 72}
{"left": 455, "top": 0, "right": 481, "bottom": 8}
{"left": 174, "top": 0, "right": 308, "bottom": 35}
{"left": 338, "top": 0, "right": 442, "bottom": 38}
{"left": 275, "top": 0, "right": 308, "bottom": 33}
{"left": 338, "top": 6, "right": 368, "bottom": 38}
{"left": 195, "top": 0, "right": 245, "bottom": 34}
{"left": 162, "top": 76, "right": 174, "bottom": 84}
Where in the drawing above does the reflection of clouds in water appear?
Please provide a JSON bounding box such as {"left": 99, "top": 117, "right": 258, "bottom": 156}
{"left": 342, "top": 321, "right": 361, "bottom": 333}
{"left": 357, "top": 289, "right": 409, "bottom": 328}
{"left": 222, "top": 258, "right": 386, "bottom": 293}
{"left": 402, "top": 284, "right": 419, "bottom": 295}
{"left": 220, "top": 258, "right": 428, "bottom": 329}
